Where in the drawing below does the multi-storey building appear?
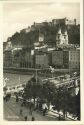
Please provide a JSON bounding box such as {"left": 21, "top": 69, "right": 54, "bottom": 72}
{"left": 24, "top": 51, "right": 34, "bottom": 68}
{"left": 12, "top": 49, "right": 22, "bottom": 68}
{"left": 51, "top": 49, "right": 80, "bottom": 69}
{"left": 35, "top": 52, "right": 49, "bottom": 68}
{"left": 14, "top": 49, "right": 34, "bottom": 68}
{"left": 3, "top": 50, "right": 13, "bottom": 67}
{"left": 63, "top": 50, "right": 80, "bottom": 69}
{"left": 52, "top": 50, "right": 63, "bottom": 68}
{"left": 4, "top": 48, "right": 34, "bottom": 68}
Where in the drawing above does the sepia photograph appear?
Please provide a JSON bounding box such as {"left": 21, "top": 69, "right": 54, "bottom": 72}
{"left": 1, "top": 0, "right": 84, "bottom": 124}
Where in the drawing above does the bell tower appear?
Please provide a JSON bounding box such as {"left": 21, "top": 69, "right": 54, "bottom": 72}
{"left": 63, "top": 30, "right": 68, "bottom": 44}
{"left": 56, "top": 29, "right": 62, "bottom": 46}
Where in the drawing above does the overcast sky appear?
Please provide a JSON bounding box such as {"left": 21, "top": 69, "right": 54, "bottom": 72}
{"left": 2, "top": 1, "right": 80, "bottom": 42}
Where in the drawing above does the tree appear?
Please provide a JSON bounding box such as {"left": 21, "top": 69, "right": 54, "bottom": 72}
{"left": 52, "top": 87, "right": 72, "bottom": 119}
{"left": 67, "top": 90, "right": 80, "bottom": 120}
{"left": 23, "top": 76, "right": 43, "bottom": 105}
{"left": 23, "top": 76, "right": 80, "bottom": 120}
{"left": 8, "top": 23, "right": 80, "bottom": 48}
{"left": 41, "top": 81, "right": 56, "bottom": 109}
{"left": 52, "top": 87, "right": 80, "bottom": 120}
{"left": 75, "top": 90, "right": 80, "bottom": 120}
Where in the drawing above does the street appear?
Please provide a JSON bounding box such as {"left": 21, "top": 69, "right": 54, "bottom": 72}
{"left": 4, "top": 97, "right": 58, "bottom": 121}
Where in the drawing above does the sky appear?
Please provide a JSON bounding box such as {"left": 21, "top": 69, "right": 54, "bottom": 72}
{"left": 2, "top": 1, "right": 80, "bottom": 42}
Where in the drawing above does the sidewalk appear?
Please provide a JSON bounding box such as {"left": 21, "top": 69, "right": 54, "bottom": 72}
{"left": 4, "top": 96, "right": 76, "bottom": 121}
{"left": 15, "top": 96, "right": 77, "bottom": 121}
{"left": 4, "top": 97, "right": 58, "bottom": 121}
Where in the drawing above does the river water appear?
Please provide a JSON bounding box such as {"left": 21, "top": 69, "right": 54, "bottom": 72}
{"left": 3, "top": 73, "right": 33, "bottom": 87}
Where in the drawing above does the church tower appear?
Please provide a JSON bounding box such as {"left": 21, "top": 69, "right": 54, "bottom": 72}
{"left": 56, "top": 29, "right": 68, "bottom": 46}
{"left": 63, "top": 30, "right": 68, "bottom": 44}
{"left": 56, "top": 29, "right": 62, "bottom": 46}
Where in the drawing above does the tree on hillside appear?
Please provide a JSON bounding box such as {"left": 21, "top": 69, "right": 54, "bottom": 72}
{"left": 10, "top": 32, "right": 20, "bottom": 46}
{"left": 8, "top": 23, "right": 80, "bottom": 47}
{"left": 67, "top": 25, "right": 80, "bottom": 44}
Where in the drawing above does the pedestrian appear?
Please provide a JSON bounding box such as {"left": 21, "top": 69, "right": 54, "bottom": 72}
{"left": 29, "top": 104, "right": 33, "bottom": 115}
{"left": 20, "top": 109, "right": 23, "bottom": 116}
{"left": 59, "top": 114, "right": 61, "bottom": 120}
{"left": 43, "top": 107, "right": 46, "bottom": 116}
{"left": 43, "top": 109, "right": 45, "bottom": 116}
{"left": 31, "top": 116, "right": 35, "bottom": 121}
{"left": 30, "top": 109, "right": 33, "bottom": 115}
{"left": 24, "top": 116, "right": 27, "bottom": 121}
{"left": 21, "top": 102, "right": 23, "bottom": 107}
{"left": 16, "top": 95, "right": 19, "bottom": 102}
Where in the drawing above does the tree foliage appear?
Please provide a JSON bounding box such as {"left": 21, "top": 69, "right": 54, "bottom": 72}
{"left": 23, "top": 77, "right": 80, "bottom": 120}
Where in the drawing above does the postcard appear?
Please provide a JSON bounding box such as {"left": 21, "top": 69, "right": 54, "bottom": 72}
{"left": 0, "top": 0, "right": 84, "bottom": 125}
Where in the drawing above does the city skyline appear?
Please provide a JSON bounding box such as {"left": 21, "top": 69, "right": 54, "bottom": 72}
{"left": 2, "top": 1, "right": 80, "bottom": 42}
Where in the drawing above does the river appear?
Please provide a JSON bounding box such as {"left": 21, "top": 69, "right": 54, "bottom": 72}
{"left": 3, "top": 73, "right": 33, "bottom": 87}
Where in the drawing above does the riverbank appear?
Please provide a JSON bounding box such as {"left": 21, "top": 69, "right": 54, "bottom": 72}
{"left": 3, "top": 67, "right": 79, "bottom": 75}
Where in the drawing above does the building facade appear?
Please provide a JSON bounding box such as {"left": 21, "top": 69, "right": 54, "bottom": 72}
{"left": 35, "top": 52, "right": 49, "bottom": 68}
{"left": 17, "top": 50, "right": 34, "bottom": 68}
{"left": 52, "top": 50, "right": 63, "bottom": 68}
{"left": 3, "top": 50, "right": 13, "bottom": 67}
{"left": 63, "top": 50, "right": 80, "bottom": 69}
{"left": 69, "top": 50, "right": 80, "bottom": 69}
